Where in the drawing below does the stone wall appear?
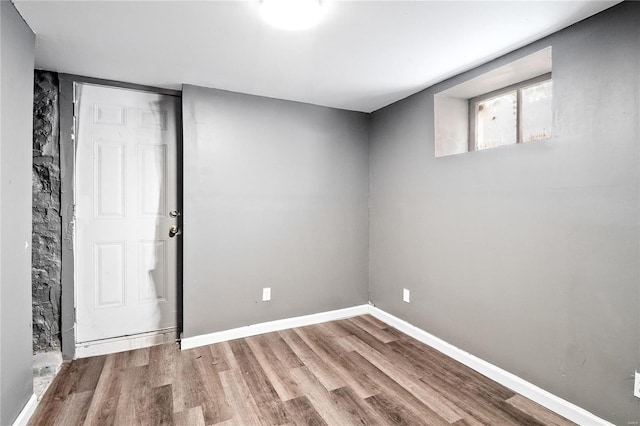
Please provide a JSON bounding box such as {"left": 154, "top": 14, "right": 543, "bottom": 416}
{"left": 32, "top": 70, "right": 61, "bottom": 352}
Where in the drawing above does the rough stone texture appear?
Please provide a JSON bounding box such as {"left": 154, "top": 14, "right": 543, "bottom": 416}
{"left": 32, "top": 70, "right": 62, "bottom": 352}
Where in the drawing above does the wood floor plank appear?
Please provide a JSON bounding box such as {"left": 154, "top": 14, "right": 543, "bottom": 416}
{"left": 294, "top": 326, "right": 377, "bottom": 399}
{"left": 288, "top": 366, "right": 355, "bottom": 425}
{"left": 149, "top": 342, "right": 177, "bottom": 389}
{"left": 170, "top": 347, "right": 185, "bottom": 415}
{"left": 179, "top": 346, "right": 232, "bottom": 424}
{"left": 129, "top": 346, "right": 150, "bottom": 367}
{"left": 392, "top": 337, "right": 515, "bottom": 400}
{"left": 365, "top": 392, "right": 435, "bottom": 426}
{"left": 83, "top": 353, "right": 126, "bottom": 425}
{"left": 340, "top": 321, "right": 468, "bottom": 393}
{"left": 174, "top": 406, "right": 205, "bottom": 426}
{"left": 257, "top": 399, "right": 292, "bottom": 426}
{"left": 218, "top": 341, "right": 241, "bottom": 371}
{"left": 279, "top": 328, "right": 346, "bottom": 391}
{"left": 150, "top": 384, "right": 174, "bottom": 425}
{"left": 387, "top": 340, "right": 557, "bottom": 425}
{"left": 344, "top": 334, "right": 466, "bottom": 423}
{"left": 315, "top": 321, "right": 354, "bottom": 339}
{"left": 333, "top": 318, "right": 395, "bottom": 355}
{"left": 261, "top": 332, "right": 304, "bottom": 369}
{"left": 31, "top": 316, "right": 575, "bottom": 426}
{"left": 113, "top": 365, "right": 150, "bottom": 425}
{"left": 382, "top": 340, "right": 524, "bottom": 425}
{"left": 68, "top": 356, "right": 106, "bottom": 395}
{"left": 359, "top": 314, "right": 390, "bottom": 330}
{"left": 330, "top": 386, "right": 388, "bottom": 425}
{"left": 38, "top": 357, "right": 96, "bottom": 406}
{"left": 208, "top": 341, "right": 231, "bottom": 372}
{"left": 28, "top": 362, "right": 73, "bottom": 426}
{"left": 283, "top": 396, "right": 328, "bottom": 426}
{"left": 416, "top": 371, "right": 525, "bottom": 425}
{"left": 296, "top": 323, "right": 351, "bottom": 356}
{"left": 228, "top": 338, "right": 280, "bottom": 403}
{"left": 507, "top": 395, "right": 576, "bottom": 426}
{"left": 452, "top": 418, "right": 485, "bottom": 426}
{"left": 174, "top": 349, "right": 199, "bottom": 413}
{"left": 347, "top": 316, "right": 399, "bottom": 344}
{"left": 342, "top": 318, "right": 522, "bottom": 425}
{"left": 345, "top": 350, "right": 450, "bottom": 426}
{"left": 30, "top": 400, "right": 63, "bottom": 426}
{"left": 228, "top": 338, "right": 292, "bottom": 424}
{"left": 219, "top": 367, "right": 264, "bottom": 426}
{"left": 245, "top": 335, "right": 304, "bottom": 401}
{"left": 52, "top": 390, "right": 93, "bottom": 426}
{"left": 192, "top": 344, "right": 233, "bottom": 420}
{"left": 326, "top": 344, "right": 385, "bottom": 399}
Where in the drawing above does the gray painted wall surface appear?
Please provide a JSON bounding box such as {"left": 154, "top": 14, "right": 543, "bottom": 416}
{"left": 182, "top": 85, "right": 369, "bottom": 337}
{"left": 369, "top": 3, "right": 639, "bottom": 423}
{"left": 0, "top": 1, "right": 35, "bottom": 424}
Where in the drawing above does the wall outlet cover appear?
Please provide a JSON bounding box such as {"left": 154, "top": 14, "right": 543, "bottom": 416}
{"left": 262, "top": 287, "right": 271, "bottom": 302}
{"left": 634, "top": 371, "right": 640, "bottom": 398}
{"left": 403, "top": 288, "right": 410, "bottom": 303}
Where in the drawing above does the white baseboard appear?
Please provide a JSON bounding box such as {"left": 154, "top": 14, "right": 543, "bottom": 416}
{"left": 368, "top": 306, "right": 613, "bottom": 426}
{"left": 180, "top": 305, "right": 370, "bottom": 350}
{"left": 75, "top": 327, "right": 178, "bottom": 358}
{"left": 12, "top": 393, "right": 38, "bottom": 426}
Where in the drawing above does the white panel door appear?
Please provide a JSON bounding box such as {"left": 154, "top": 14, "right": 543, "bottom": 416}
{"left": 75, "top": 84, "right": 179, "bottom": 343}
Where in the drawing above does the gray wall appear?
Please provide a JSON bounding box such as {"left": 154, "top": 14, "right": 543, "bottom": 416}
{"left": 182, "top": 85, "right": 369, "bottom": 337}
{"left": 369, "top": 3, "right": 639, "bottom": 424}
{"left": 0, "top": 1, "right": 35, "bottom": 424}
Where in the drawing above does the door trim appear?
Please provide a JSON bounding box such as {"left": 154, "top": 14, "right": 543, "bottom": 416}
{"left": 59, "top": 74, "right": 183, "bottom": 359}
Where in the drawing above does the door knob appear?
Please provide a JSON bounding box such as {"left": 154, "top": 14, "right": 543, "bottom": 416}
{"left": 169, "top": 210, "right": 181, "bottom": 218}
{"left": 169, "top": 225, "right": 181, "bottom": 238}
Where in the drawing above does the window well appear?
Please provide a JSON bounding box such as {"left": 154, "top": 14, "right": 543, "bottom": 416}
{"left": 434, "top": 47, "right": 552, "bottom": 158}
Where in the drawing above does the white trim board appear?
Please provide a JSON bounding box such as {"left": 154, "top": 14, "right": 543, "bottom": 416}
{"left": 367, "top": 306, "right": 613, "bottom": 426}
{"left": 180, "top": 305, "right": 370, "bottom": 350}
{"left": 75, "top": 327, "right": 178, "bottom": 358}
{"left": 181, "top": 303, "right": 612, "bottom": 425}
{"left": 12, "top": 393, "right": 38, "bottom": 426}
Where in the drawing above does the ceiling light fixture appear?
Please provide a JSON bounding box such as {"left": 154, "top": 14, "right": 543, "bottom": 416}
{"left": 260, "top": 0, "right": 324, "bottom": 31}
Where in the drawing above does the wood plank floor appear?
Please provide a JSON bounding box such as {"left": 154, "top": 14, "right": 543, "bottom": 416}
{"left": 29, "top": 315, "right": 575, "bottom": 425}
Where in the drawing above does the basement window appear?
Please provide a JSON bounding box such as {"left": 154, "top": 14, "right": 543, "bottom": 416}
{"left": 471, "top": 74, "right": 552, "bottom": 151}
{"left": 434, "top": 47, "right": 552, "bottom": 157}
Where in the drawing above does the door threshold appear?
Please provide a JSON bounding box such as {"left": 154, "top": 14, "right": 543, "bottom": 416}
{"left": 75, "top": 327, "right": 178, "bottom": 358}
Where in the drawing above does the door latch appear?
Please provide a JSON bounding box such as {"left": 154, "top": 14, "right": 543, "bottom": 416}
{"left": 169, "top": 225, "right": 181, "bottom": 238}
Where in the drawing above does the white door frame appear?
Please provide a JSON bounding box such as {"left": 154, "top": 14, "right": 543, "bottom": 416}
{"left": 59, "top": 74, "right": 183, "bottom": 359}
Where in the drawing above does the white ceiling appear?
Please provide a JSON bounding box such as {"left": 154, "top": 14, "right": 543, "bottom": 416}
{"left": 14, "top": 0, "right": 620, "bottom": 113}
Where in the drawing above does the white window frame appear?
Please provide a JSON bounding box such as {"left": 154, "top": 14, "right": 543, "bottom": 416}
{"left": 468, "top": 72, "right": 552, "bottom": 151}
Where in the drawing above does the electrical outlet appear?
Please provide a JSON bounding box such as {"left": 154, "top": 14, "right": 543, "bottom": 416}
{"left": 262, "top": 287, "right": 271, "bottom": 302}
{"left": 403, "top": 288, "right": 410, "bottom": 303}
{"left": 634, "top": 371, "right": 640, "bottom": 398}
